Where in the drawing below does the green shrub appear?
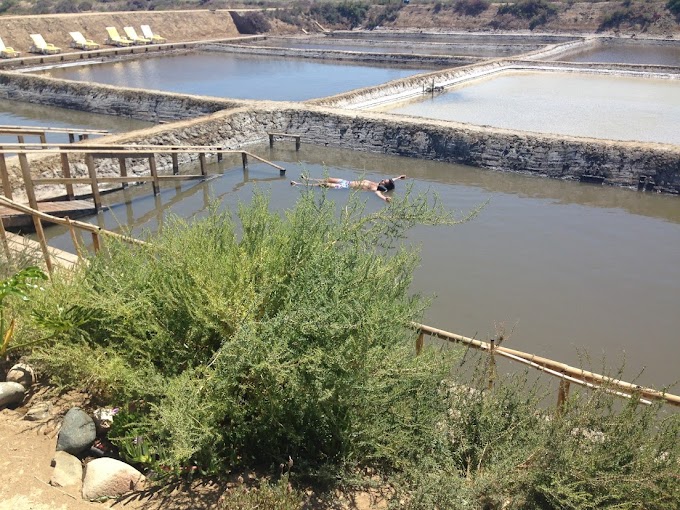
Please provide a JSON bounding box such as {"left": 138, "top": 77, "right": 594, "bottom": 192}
{"left": 311, "top": 1, "right": 370, "bottom": 28}
{"left": 669, "top": 0, "right": 680, "bottom": 16}
{"left": 454, "top": 0, "right": 490, "bottom": 16}
{"left": 497, "top": 0, "right": 558, "bottom": 27}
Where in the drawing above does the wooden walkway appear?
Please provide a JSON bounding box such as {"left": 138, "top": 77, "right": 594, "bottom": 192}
{"left": 0, "top": 200, "right": 95, "bottom": 229}
{"left": 4, "top": 231, "right": 80, "bottom": 270}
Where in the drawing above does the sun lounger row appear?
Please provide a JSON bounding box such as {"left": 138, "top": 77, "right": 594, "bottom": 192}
{"left": 0, "top": 25, "right": 166, "bottom": 58}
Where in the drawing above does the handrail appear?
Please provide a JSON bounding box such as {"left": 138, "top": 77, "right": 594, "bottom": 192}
{"left": 0, "top": 125, "right": 109, "bottom": 135}
{"left": 413, "top": 322, "right": 680, "bottom": 408}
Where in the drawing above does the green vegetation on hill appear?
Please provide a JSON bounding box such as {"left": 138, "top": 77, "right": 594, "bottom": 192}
{"left": 5, "top": 190, "right": 677, "bottom": 508}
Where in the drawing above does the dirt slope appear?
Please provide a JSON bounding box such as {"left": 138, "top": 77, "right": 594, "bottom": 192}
{"left": 0, "top": 10, "right": 243, "bottom": 55}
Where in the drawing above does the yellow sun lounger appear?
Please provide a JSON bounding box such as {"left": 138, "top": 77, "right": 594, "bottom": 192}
{"left": 0, "top": 37, "right": 20, "bottom": 58}
{"left": 123, "top": 26, "right": 151, "bottom": 45}
{"left": 29, "top": 34, "right": 61, "bottom": 55}
{"left": 140, "top": 25, "right": 166, "bottom": 44}
{"left": 69, "top": 31, "right": 100, "bottom": 50}
{"left": 105, "top": 27, "right": 134, "bottom": 47}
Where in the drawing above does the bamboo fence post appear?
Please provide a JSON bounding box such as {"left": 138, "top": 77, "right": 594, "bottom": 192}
{"left": 118, "top": 157, "right": 128, "bottom": 189}
{"left": 33, "top": 215, "right": 53, "bottom": 275}
{"left": 0, "top": 151, "right": 12, "bottom": 199}
{"left": 487, "top": 337, "right": 497, "bottom": 391}
{"left": 65, "top": 216, "right": 84, "bottom": 261}
{"left": 199, "top": 153, "right": 207, "bottom": 176}
{"left": 0, "top": 217, "right": 12, "bottom": 263}
{"left": 60, "top": 153, "right": 75, "bottom": 200}
{"left": 148, "top": 156, "right": 159, "bottom": 196}
{"left": 84, "top": 155, "right": 102, "bottom": 212}
{"left": 415, "top": 330, "right": 425, "bottom": 355}
{"left": 557, "top": 378, "right": 570, "bottom": 411}
{"left": 91, "top": 231, "right": 101, "bottom": 253}
{"left": 241, "top": 152, "right": 248, "bottom": 170}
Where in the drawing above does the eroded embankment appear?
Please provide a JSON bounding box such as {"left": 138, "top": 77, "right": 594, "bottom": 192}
{"left": 2, "top": 92, "right": 679, "bottom": 200}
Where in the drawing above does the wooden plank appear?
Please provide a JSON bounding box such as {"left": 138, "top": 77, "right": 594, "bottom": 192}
{"left": 0, "top": 200, "right": 96, "bottom": 229}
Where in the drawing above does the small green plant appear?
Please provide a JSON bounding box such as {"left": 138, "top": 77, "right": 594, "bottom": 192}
{"left": 0, "top": 266, "right": 47, "bottom": 358}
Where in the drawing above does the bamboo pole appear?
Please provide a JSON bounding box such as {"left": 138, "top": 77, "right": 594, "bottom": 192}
{"left": 64, "top": 216, "right": 84, "bottom": 261}
{"left": 413, "top": 323, "right": 680, "bottom": 407}
{"left": 487, "top": 337, "right": 496, "bottom": 391}
{"left": 60, "top": 153, "right": 74, "bottom": 200}
{"left": 0, "top": 151, "right": 12, "bottom": 200}
{"left": 557, "top": 379, "right": 570, "bottom": 411}
{"left": 17, "top": 152, "right": 38, "bottom": 210}
{"left": 0, "top": 217, "right": 12, "bottom": 263}
{"left": 415, "top": 330, "right": 424, "bottom": 355}
{"left": 91, "top": 231, "right": 101, "bottom": 253}
{"left": 33, "top": 216, "right": 53, "bottom": 275}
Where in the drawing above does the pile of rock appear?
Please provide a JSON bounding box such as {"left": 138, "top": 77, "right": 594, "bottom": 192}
{"left": 1, "top": 362, "right": 146, "bottom": 502}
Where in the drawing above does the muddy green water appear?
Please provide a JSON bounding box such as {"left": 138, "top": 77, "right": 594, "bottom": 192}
{"left": 379, "top": 71, "right": 680, "bottom": 145}
{"left": 38, "top": 145, "right": 680, "bottom": 390}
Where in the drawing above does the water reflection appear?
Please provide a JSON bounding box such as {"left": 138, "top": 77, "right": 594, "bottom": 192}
{"left": 39, "top": 52, "right": 431, "bottom": 101}
{"left": 551, "top": 44, "right": 680, "bottom": 66}
{"left": 38, "top": 145, "right": 680, "bottom": 389}
{"left": 379, "top": 71, "right": 680, "bottom": 145}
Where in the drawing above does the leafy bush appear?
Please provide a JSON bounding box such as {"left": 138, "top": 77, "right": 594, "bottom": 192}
{"left": 597, "top": 6, "right": 655, "bottom": 30}
{"left": 497, "top": 0, "right": 558, "bottom": 27}
{"left": 669, "top": 0, "right": 680, "bottom": 16}
{"left": 454, "top": 0, "right": 490, "bottom": 16}
{"left": 366, "top": 1, "right": 404, "bottom": 29}
{"left": 311, "top": 1, "right": 370, "bottom": 28}
{"left": 230, "top": 11, "right": 272, "bottom": 34}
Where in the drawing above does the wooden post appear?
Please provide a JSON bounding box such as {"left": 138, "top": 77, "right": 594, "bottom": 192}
{"left": 34, "top": 216, "right": 53, "bottom": 275}
{"left": 39, "top": 133, "right": 47, "bottom": 145}
{"left": 199, "top": 153, "right": 207, "bottom": 176}
{"left": 295, "top": 136, "right": 300, "bottom": 151}
{"left": 557, "top": 379, "right": 570, "bottom": 411}
{"left": 487, "top": 337, "right": 496, "bottom": 391}
{"left": 81, "top": 134, "right": 89, "bottom": 141}
{"left": 148, "top": 156, "right": 159, "bottom": 196}
{"left": 415, "top": 330, "right": 424, "bottom": 355}
{"left": 171, "top": 151, "right": 179, "bottom": 175}
{"left": 91, "top": 231, "right": 101, "bottom": 253}
{"left": 65, "top": 216, "right": 84, "bottom": 261}
{"left": 241, "top": 152, "right": 248, "bottom": 170}
{"left": 68, "top": 133, "right": 75, "bottom": 143}
{"left": 17, "top": 135, "right": 24, "bottom": 145}
{"left": 269, "top": 133, "right": 274, "bottom": 147}
{"left": 0, "top": 217, "right": 12, "bottom": 263}
{"left": 18, "top": 152, "right": 38, "bottom": 210}
{"left": 60, "top": 153, "right": 75, "bottom": 200}
{"left": 118, "top": 157, "right": 128, "bottom": 189}
{"left": 85, "top": 155, "right": 102, "bottom": 212}
{"left": 0, "top": 151, "right": 13, "bottom": 200}
{"left": 217, "top": 149, "right": 223, "bottom": 163}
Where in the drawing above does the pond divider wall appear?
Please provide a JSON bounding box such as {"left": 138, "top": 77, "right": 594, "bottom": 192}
{"left": 3, "top": 94, "right": 678, "bottom": 198}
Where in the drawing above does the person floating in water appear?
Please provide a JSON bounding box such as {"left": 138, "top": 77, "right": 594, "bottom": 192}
{"left": 290, "top": 175, "right": 406, "bottom": 202}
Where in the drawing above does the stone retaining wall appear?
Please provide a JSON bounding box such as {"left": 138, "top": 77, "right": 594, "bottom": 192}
{"left": 0, "top": 72, "right": 246, "bottom": 122}
{"left": 5, "top": 103, "right": 679, "bottom": 199}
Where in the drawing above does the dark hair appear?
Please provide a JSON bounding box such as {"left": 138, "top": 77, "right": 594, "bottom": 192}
{"left": 377, "top": 179, "right": 395, "bottom": 193}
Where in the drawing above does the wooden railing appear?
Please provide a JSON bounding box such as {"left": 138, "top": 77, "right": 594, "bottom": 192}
{"left": 268, "top": 132, "right": 301, "bottom": 151}
{"left": 414, "top": 323, "right": 680, "bottom": 409}
{"left": 0, "top": 125, "right": 109, "bottom": 144}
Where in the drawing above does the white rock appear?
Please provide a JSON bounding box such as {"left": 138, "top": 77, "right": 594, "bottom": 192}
{"left": 82, "top": 458, "right": 145, "bottom": 501}
{"left": 50, "top": 451, "right": 83, "bottom": 488}
{"left": 6, "top": 363, "right": 36, "bottom": 387}
{"left": 0, "top": 381, "right": 25, "bottom": 408}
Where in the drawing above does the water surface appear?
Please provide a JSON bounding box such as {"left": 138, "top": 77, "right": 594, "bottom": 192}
{"left": 379, "top": 71, "right": 680, "bottom": 145}
{"left": 39, "top": 52, "right": 430, "bottom": 101}
{"left": 38, "top": 145, "right": 680, "bottom": 390}
{"left": 0, "top": 99, "right": 153, "bottom": 146}
{"left": 552, "top": 44, "right": 680, "bottom": 66}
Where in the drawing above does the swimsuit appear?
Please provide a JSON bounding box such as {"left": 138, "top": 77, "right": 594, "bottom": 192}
{"left": 335, "top": 179, "right": 351, "bottom": 189}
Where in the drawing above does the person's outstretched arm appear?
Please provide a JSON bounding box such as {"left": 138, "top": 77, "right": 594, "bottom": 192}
{"left": 375, "top": 190, "right": 391, "bottom": 203}
{"left": 392, "top": 175, "right": 406, "bottom": 181}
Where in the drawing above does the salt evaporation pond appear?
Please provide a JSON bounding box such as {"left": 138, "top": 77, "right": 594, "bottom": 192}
{"left": 552, "top": 43, "right": 680, "bottom": 66}
{"left": 379, "top": 71, "right": 680, "bottom": 145}
{"left": 0, "top": 98, "right": 153, "bottom": 145}
{"left": 246, "top": 38, "right": 537, "bottom": 57}
{"left": 39, "top": 145, "right": 680, "bottom": 390}
{"left": 38, "top": 52, "right": 431, "bottom": 101}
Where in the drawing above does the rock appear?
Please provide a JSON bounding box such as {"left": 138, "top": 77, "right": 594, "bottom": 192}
{"left": 0, "top": 381, "right": 25, "bottom": 408}
{"left": 56, "top": 408, "right": 96, "bottom": 455}
{"left": 24, "top": 401, "right": 53, "bottom": 421}
{"left": 82, "top": 458, "right": 145, "bottom": 501}
{"left": 50, "top": 451, "right": 83, "bottom": 489}
{"left": 93, "top": 407, "right": 119, "bottom": 434}
{"left": 6, "top": 363, "right": 36, "bottom": 387}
